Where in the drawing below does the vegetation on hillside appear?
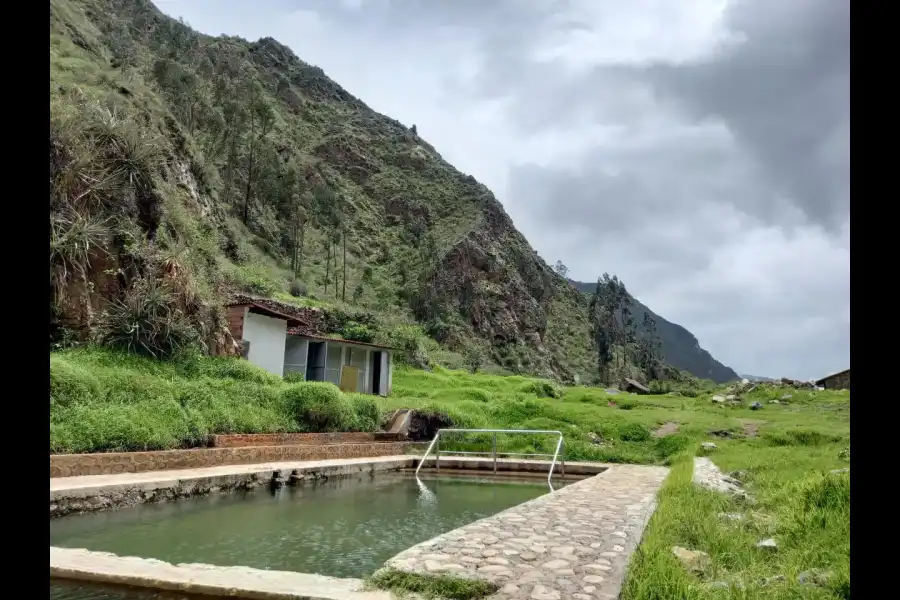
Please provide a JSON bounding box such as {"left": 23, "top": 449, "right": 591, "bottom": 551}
{"left": 571, "top": 278, "right": 740, "bottom": 383}
{"left": 49, "top": 0, "right": 733, "bottom": 385}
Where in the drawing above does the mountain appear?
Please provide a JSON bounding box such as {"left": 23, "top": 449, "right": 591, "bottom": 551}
{"left": 739, "top": 373, "right": 776, "bottom": 382}
{"left": 571, "top": 282, "right": 740, "bottom": 383}
{"left": 49, "top": 0, "right": 729, "bottom": 385}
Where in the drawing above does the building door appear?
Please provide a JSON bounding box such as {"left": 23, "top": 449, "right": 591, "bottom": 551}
{"left": 305, "top": 342, "right": 326, "bottom": 381}
{"left": 371, "top": 351, "right": 382, "bottom": 396}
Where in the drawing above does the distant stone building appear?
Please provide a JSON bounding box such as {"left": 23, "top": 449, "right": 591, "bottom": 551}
{"left": 815, "top": 368, "right": 850, "bottom": 391}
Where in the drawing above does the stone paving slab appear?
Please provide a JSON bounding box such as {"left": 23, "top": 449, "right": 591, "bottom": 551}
{"left": 51, "top": 546, "right": 394, "bottom": 600}
{"left": 385, "top": 465, "right": 669, "bottom": 600}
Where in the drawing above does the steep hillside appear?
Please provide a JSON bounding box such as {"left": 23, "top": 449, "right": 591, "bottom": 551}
{"left": 49, "top": 0, "right": 600, "bottom": 380}
{"left": 49, "top": 0, "right": 705, "bottom": 385}
{"left": 571, "top": 282, "right": 739, "bottom": 383}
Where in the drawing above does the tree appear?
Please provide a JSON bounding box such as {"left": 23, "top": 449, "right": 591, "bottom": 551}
{"left": 241, "top": 85, "right": 275, "bottom": 224}
{"left": 341, "top": 225, "right": 348, "bottom": 301}
{"left": 322, "top": 236, "right": 332, "bottom": 295}
{"left": 589, "top": 278, "right": 614, "bottom": 384}
{"left": 637, "top": 312, "right": 663, "bottom": 380}
{"left": 289, "top": 193, "right": 310, "bottom": 276}
{"left": 553, "top": 260, "right": 569, "bottom": 280}
{"left": 464, "top": 344, "right": 485, "bottom": 373}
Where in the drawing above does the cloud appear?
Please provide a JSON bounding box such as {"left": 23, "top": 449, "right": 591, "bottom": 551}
{"left": 151, "top": 0, "right": 850, "bottom": 380}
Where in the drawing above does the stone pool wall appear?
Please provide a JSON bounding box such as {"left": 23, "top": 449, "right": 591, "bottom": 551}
{"left": 50, "top": 457, "right": 418, "bottom": 517}
{"left": 210, "top": 432, "right": 400, "bottom": 447}
{"left": 50, "top": 442, "right": 421, "bottom": 478}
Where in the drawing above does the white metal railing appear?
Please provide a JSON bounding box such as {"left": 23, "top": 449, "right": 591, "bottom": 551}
{"left": 414, "top": 428, "right": 565, "bottom": 491}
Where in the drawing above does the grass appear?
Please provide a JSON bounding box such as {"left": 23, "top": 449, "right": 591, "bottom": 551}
{"left": 49, "top": 347, "right": 380, "bottom": 453}
{"left": 366, "top": 569, "right": 497, "bottom": 600}
{"left": 620, "top": 446, "right": 849, "bottom": 600}
{"left": 49, "top": 347, "right": 849, "bottom": 598}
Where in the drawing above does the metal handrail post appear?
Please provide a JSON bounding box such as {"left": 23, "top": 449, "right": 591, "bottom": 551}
{"left": 414, "top": 428, "right": 566, "bottom": 492}
{"left": 415, "top": 431, "right": 441, "bottom": 478}
{"left": 547, "top": 434, "right": 564, "bottom": 487}
{"left": 561, "top": 440, "right": 565, "bottom": 477}
{"left": 492, "top": 433, "right": 497, "bottom": 473}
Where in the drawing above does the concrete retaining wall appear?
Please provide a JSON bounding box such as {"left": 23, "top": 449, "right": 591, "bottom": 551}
{"left": 50, "top": 442, "right": 420, "bottom": 478}
{"left": 50, "top": 458, "right": 417, "bottom": 517}
{"left": 210, "top": 432, "right": 400, "bottom": 447}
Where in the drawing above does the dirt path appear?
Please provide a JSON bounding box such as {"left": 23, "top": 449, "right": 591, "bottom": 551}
{"left": 652, "top": 422, "right": 680, "bottom": 438}
{"left": 740, "top": 419, "right": 765, "bottom": 438}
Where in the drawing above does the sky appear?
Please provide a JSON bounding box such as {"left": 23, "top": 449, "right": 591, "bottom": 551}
{"left": 151, "top": 0, "right": 850, "bottom": 381}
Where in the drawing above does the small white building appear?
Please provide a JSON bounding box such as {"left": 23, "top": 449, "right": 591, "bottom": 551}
{"left": 225, "top": 299, "right": 394, "bottom": 396}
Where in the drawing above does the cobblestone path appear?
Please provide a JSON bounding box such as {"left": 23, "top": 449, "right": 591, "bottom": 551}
{"left": 385, "top": 465, "right": 669, "bottom": 600}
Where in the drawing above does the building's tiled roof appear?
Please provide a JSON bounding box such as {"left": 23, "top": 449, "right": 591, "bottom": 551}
{"left": 287, "top": 330, "right": 399, "bottom": 351}
{"left": 815, "top": 368, "right": 850, "bottom": 385}
{"left": 227, "top": 293, "right": 321, "bottom": 335}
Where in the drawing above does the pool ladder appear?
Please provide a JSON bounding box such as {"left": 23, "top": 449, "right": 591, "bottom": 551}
{"left": 414, "top": 428, "right": 565, "bottom": 491}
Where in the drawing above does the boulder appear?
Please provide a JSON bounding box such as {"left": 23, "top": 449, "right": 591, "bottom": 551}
{"left": 671, "top": 546, "right": 710, "bottom": 573}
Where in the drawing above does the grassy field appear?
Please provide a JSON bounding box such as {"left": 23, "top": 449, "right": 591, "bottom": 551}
{"left": 49, "top": 348, "right": 849, "bottom": 598}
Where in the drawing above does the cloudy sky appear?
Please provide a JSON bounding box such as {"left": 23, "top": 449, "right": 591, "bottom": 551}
{"left": 152, "top": 0, "right": 850, "bottom": 380}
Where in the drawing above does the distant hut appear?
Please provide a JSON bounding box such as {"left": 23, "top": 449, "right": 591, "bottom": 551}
{"left": 621, "top": 378, "right": 651, "bottom": 395}
{"left": 815, "top": 368, "right": 850, "bottom": 391}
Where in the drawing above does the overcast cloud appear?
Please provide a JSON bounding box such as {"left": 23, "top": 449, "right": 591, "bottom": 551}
{"left": 153, "top": 0, "right": 850, "bottom": 380}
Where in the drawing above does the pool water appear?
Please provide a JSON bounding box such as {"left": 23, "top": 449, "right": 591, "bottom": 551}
{"left": 50, "top": 582, "right": 194, "bottom": 600}
{"left": 50, "top": 473, "right": 550, "bottom": 579}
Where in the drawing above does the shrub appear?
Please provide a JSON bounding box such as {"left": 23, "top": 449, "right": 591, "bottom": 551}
{"left": 225, "top": 263, "right": 281, "bottom": 296}
{"left": 280, "top": 382, "right": 357, "bottom": 432}
{"left": 463, "top": 345, "right": 485, "bottom": 373}
{"left": 617, "top": 422, "right": 651, "bottom": 442}
{"left": 289, "top": 280, "right": 308, "bottom": 297}
{"left": 94, "top": 276, "right": 200, "bottom": 359}
{"left": 348, "top": 393, "right": 380, "bottom": 431}
{"left": 764, "top": 429, "right": 843, "bottom": 447}
{"left": 377, "top": 324, "right": 436, "bottom": 368}
{"left": 179, "top": 355, "right": 283, "bottom": 385}
{"left": 654, "top": 433, "right": 691, "bottom": 459}
{"left": 617, "top": 400, "right": 636, "bottom": 410}
{"left": 519, "top": 380, "right": 562, "bottom": 399}
{"left": 342, "top": 323, "right": 376, "bottom": 343}
{"left": 799, "top": 471, "right": 850, "bottom": 513}
{"left": 283, "top": 370, "right": 305, "bottom": 383}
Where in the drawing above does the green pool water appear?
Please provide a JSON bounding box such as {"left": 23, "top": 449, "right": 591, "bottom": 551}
{"left": 50, "top": 472, "right": 551, "bottom": 583}
{"left": 50, "top": 581, "right": 194, "bottom": 600}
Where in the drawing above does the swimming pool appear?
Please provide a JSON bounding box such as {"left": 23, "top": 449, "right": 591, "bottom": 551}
{"left": 50, "top": 472, "right": 552, "bottom": 580}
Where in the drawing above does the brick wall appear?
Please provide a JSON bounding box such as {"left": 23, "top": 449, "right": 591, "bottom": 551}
{"left": 210, "top": 432, "right": 400, "bottom": 447}
{"left": 50, "top": 442, "right": 417, "bottom": 478}
{"left": 226, "top": 305, "right": 247, "bottom": 341}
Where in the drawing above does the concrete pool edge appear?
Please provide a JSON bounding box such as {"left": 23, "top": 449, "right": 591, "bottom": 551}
{"left": 50, "top": 546, "right": 395, "bottom": 600}
{"left": 50, "top": 456, "right": 610, "bottom": 517}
